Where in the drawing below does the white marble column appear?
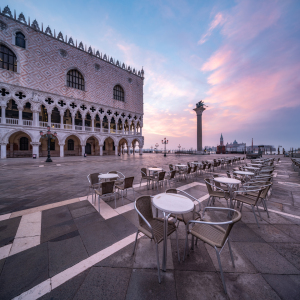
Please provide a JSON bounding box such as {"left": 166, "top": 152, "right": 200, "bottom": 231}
{"left": 115, "top": 146, "right": 118, "bottom": 156}
{"left": 139, "top": 146, "right": 143, "bottom": 155}
{"left": 48, "top": 112, "right": 51, "bottom": 126}
{"left": 108, "top": 121, "right": 111, "bottom": 133}
{"left": 18, "top": 109, "right": 23, "bottom": 125}
{"left": 140, "top": 127, "right": 142, "bottom": 136}
{"left": 82, "top": 115, "right": 85, "bottom": 131}
{"left": 100, "top": 144, "right": 103, "bottom": 156}
{"left": 31, "top": 142, "right": 40, "bottom": 158}
{"left": 128, "top": 146, "right": 131, "bottom": 155}
{"left": 91, "top": 117, "right": 95, "bottom": 132}
{"left": 100, "top": 119, "right": 103, "bottom": 133}
{"left": 1, "top": 143, "right": 7, "bottom": 159}
{"left": 134, "top": 125, "right": 136, "bottom": 136}
{"left": 60, "top": 113, "right": 64, "bottom": 129}
{"left": 1, "top": 106, "right": 6, "bottom": 124}
{"left": 122, "top": 122, "right": 125, "bottom": 134}
{"left": 59, "top": 143, "right": 64, "bottom": 157}
{"left": 81, "top": 145, "right": 85, "bottom": 156}
{"left": 72, "top": 114, "right": 75, "bottom": 130}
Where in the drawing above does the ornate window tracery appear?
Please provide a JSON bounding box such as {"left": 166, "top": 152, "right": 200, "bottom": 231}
{"left": 15, "top": 32, "right": 26, "bottom": 48}
{"left": 67, "top": 69, "right": 85, "bottom": 91}
{"left": 113, "top": 85, "right": 124, "bottom": 102}
{"left": 0, "top": 45, "right": 17, "bottom": 72}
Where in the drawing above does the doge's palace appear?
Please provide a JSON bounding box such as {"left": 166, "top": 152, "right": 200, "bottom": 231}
{"left": 0, "top": 5, "right": 144, "bottom": 159}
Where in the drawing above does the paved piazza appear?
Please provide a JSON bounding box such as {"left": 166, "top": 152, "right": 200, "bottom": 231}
{"left": 0, "top": 154, "right": 300, "bottom": 299}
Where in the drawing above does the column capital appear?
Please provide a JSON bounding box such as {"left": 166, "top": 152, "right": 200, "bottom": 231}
{"left": 193, "top": 106, "right": 206, "bottom": 116}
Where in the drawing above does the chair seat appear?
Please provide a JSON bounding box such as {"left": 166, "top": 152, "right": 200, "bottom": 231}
{"left": 139, "top": 218, "right": 176, "bottom": 244}
{"left": 234, "top": 194, "right": 256, "bottom": 205}
{"left": 190, "top": 223, "right": 226, "bottom": 248}
{"left": 211, "top": 191, "right": 229, "bottom": 199}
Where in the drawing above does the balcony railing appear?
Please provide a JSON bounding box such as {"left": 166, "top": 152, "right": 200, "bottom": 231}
{"left": 23, "top": 120, "right": 33, "bottom": 126}
{"left": 64, "top": 124, "right": 72, "bottom": 130}
{"left": 39, "top": 121, "right": 48, "bottom": 127}
{"left": 6, "top": 118, "right": 19, "bottom": 125}
{"left": 2, "top": 119, "right": 142, "bottom": 136}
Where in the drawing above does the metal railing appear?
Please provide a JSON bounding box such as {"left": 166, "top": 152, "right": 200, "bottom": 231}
{"left": 6, "top": 118, "right": 19, "bottom": 125}
{"left": 85, "top": 127, "right": 92, "bottom": 131}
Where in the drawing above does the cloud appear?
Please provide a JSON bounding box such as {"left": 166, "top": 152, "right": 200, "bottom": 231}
{"left": 198, "top": 12, "right": 224, "bottom": 44}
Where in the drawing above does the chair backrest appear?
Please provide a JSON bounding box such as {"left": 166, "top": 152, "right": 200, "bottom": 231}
{"left": 169, "top": 164, "right": 174, "bottom": 171}
{"left": 101, "top": 181, "right": 115, "bottom": 195}
{"left": 141, "top": 168, "right": 147, "bottom": 178}
{"left": 124, "top": 177, "right": 134, "bottom": 189}
{"left": 165, "top": 188, "right": 177, "bottom": 194}
{"left": 221, "top": 209, "right": 242, "bottom": 245}
{"left": 135, "top": 196, "right": 153, "bottom": 226}
{"left": 226, "top": 171, "right": 231, "bottom": 178}
{"left": 187, "top": 167, "right": 192, "bottom": 174}
{"left": 204, "top": 178, "right": 214, "bottom": 195}
{"left": 203, "top": 164, "right": 207, "bottom": 170}
{"left": 87, "top": 173, "right": 100, "bottom": 185}
{"left": 158, "top": 171, "right": 166, "bottom": 181}
{"left": 193, "top": 165, "right": 197, "bottom": 172}
{"left": 170, "top": 170, "right": 176, "bottom": 179}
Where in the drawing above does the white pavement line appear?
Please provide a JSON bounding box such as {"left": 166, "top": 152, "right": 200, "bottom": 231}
{"left": 273, "top": 172, "right": 277, "bottom": 177}
{"left": 10, "top": 198, "right": 80, "bottom": 218}
{"left": 10, "top": 212, "right": 41, "bottom": 256}
{"left": 0, "top": 213, "right": 11, "bottom": 221}
{"left": 0, "top": 243, "right": 12, "bottom": 260}
{"left": 13, "top": 233, "right": 143, "bottom": 300}
{"left": 267, "top": 208, "right": 300, "bottom": 220}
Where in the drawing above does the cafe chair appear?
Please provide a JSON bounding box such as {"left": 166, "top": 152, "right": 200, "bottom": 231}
{"left": 140, "top": 168, "right": 153, "bottom": 188}
{"left": 184, "top": 207, "right": 242, "bottom": 294}
{"left": 205, "top": 178, "right": 229, "bottom": 207}
{"left": 115, "top": 176, "right": 135, "bottom": 205}
{"left": 165, "top": 188, "right": 202, "bottom": 225}
{"left": 232, "top": 186, "right": 264, "bottom": 228}
{"left": 108, "top": 170, "right": 125, "bottom": 185}
{"left": 87, "top": 173, "right": 101, "bottom": 204}
{"left": 150, "top": 171, "right": 166, "bottom": 190}
{"left": 165, "top": 170, "right": 177, "bottom": 186}
{"left": 132, "top": 195, "right": 179, "bottom": 283}
{"left": 95, "top": 181, "right": 116, "bottom": 211}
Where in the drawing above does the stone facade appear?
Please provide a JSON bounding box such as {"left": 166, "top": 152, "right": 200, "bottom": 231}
{"left": 0, "top": 6, "right": 144, "bottom": 158}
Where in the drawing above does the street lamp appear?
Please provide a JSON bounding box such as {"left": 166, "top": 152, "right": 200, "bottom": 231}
{"left": 178, "top": 144, "right": 181, "bottom": 156}
{"left": 162, "top": 137, "right": 168, "bottom": 157}
{"left": 40, "top": 126, "right": 57, "bottom": 162}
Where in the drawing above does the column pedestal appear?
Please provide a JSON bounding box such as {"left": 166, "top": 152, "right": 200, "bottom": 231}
{"left": 82, "top": 145, "right": 85, "bottom": 156}
{"left": 100, "top": 145, "right": 103, "bottom": 156}
{"left": 139, "top": 147, "right": 143, "bottom": 155}
{"left": 1, "top": 143, "right": 7, "bottom": 159}
{"left": 59, "top": 144, "right": 64, "bottom": 157}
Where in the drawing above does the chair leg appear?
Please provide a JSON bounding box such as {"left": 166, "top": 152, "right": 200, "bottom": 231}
{"left": 175, "top": 229, "right": 180, "bottom": 262}
{"left": 191, "top": 235, "right": 194, "bottom": 251}
{"left": 155, "top": 243, "right": 161, "bottom": 283}
{"left": 132, "top": 231, "right": 139, "bottom": 255}
{"left": 256, "top": 205, "right": 262, "bottom": 221}
{"left": 98, "top": 195, "right": 100, "bottom": 213}
{"left": 251, "top": 205, "right": 260, "bottom": 228}
{"left": 184, "top": 229, "right": 189, "bottom": 260}
{"left": 114, "top": 193, "right": 117, "bottom": 209}
{"left": 215, "top": 246, "right": 227, "bottom": 294}
{"left": 227, "top": 239, "right": 235, "bottom": 268}
{"left": 122, "top": 190, "right": 124, "bottom": 206}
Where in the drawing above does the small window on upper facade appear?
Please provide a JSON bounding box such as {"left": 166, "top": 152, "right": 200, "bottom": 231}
{"left": 113, "top": 85, "right": 124, "bottom": 102}
{"left": 0, "top": 44, "right": 17, "bottom": 72}
{"left": 67, "top": 69, "right": 85, "bottom": 91}
{"left": 15, "top": 32, "right": 26, "bottom": 48}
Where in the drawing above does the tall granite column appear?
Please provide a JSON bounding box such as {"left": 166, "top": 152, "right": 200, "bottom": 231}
{"left": 193, "top": 104, "right": 206, "bottom": 152}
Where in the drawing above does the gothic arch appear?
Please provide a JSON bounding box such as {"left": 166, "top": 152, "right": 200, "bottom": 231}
{"left": 2, "top": 128, "right": 35, "bottom": 144}
{"left": 82, "top": 134, "right": 101, "bottom": 145}
{"left": 61, "top": 132, "right": 83, "bottom": 145}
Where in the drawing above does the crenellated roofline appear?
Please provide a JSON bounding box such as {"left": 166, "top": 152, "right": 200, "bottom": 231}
{"left": 0, "top": 5, "right": 145, "bottom": 79}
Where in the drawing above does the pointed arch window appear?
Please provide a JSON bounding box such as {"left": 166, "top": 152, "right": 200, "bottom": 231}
{"left": 113, "top": 85, "right": 124, "bottom": 102}
{"left": 67, "top": 69, "right": 85, "bottom": 91}
{"left": 15, "top": 32, "right": 26, "bottom": 48}
{"left": 0, "top": 44, "right": 17, "bottom": 72}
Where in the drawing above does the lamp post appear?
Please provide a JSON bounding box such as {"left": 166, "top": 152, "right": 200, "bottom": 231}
{"left": 178, "top": 144, "right": 181, "bottom": 156}
{"left": 155, "top": 143, "right": 159, "bottom": 153}
{"left": 162, "top": 138, "right": 168, "bottom": 157}
{"left": 40, "top": 126, "right": 57, "bottom": 162}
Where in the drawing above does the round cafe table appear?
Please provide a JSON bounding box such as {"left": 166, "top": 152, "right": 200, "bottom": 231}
{"left": 98, "top": 173, "right": 119, "bottom": 181}
{"left": 152, "top": 193, "right": 194, "bottom": 271}
{"left": 147, "top": 167, "right": 162, "bottom": 189}
{"left": 234, "top": 170, "right": 254, "bottom": 182}
{"left": 213, "top": 177, "right": 241, "bottom": 209}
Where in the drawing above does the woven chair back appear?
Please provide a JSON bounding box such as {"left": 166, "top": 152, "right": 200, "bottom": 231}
{"left": 88, "top": 173, "right": 100, "bottom": 185}
{"left": 124, "top": 177, "right": 134, "bottom": 189}
{"left": 166, "top": 188, "right": 177, "bottom": 194}
{"left": 204, "top": 178, "right": 214, "bottom": 195}
{"left": 226, "top": 171, "right": 231, "bottom": 178}
{"left": 203, "top": 164, "right": 207, "bottom": 171}
{"left": 158, "top": 171, "right": 166, "bottom": 181}
{"left": 169, "top": 164, "right": 174, "bottom": 171}
{"left": 187, "top": 167, "right": 192, "bottom": 174}
{"left": 221, "top": 209, "right": 242, "bottom": 246}
{"left": 101, "top": 181, "right": 115, "bottom": 195}
{"left": 193, "top": 165, "right": 197, "bottom": 172}
{"left": 170, "top": 170, "right": 176, "bottom": 179}
{"left": 136, "top": 196, "right": 153, "bottom": 226}
{"left": 187, "top": 162, "right": 191, "bottom": 167}
{"left": 141, "top": 168, "right": 147, "bottom": 178}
